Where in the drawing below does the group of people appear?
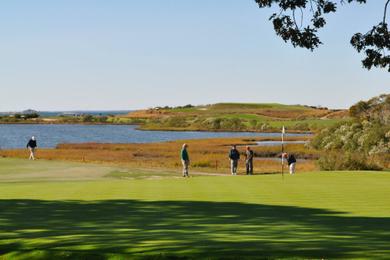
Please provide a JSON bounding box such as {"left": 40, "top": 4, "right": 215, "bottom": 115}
{"left": 26, "top": 136, "right": 297, "bottom": 176}
{"left": 180, "top": 143, "right": 296, "bottom": 177}
{"left": 229, "top": 145, "right": 254, "bottom": 175}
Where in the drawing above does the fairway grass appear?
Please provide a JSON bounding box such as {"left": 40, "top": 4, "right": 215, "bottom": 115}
{"left": 0, "top": 159, "right": 389, "bottom": 259}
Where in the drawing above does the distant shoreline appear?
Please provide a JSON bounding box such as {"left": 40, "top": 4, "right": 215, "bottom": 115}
{"left": 0, "top": 122, "right": 312, "bottom": 134}
{"left": 134, "top": 125, "right": 312, "bottom": 134}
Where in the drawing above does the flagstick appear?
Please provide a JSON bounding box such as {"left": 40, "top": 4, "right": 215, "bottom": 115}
{"left": 281, "top": 126, "right": 285, "bottom": 179}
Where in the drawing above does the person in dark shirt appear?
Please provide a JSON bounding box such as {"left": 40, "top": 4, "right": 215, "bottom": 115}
{"left": 286, "top": 153, "right": 297, "bottom": 174}
{"left": 245, "top": 146, "right": 254, "bottom": 175}
{"left": 229, "top": 145, "right": 240, "bottom": 175}
{"left": 26, "top": 136, "right": 37, "bottom": 160}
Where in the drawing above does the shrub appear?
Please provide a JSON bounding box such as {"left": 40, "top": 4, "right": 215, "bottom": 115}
{"left": 318, "top": 152, "right": 383, "bottom": 171}
{"left": 257, "top": 122, "right": 270, "bottom": 131}
{"left": 14, "top": 114, "right": 22, "bottom": 119}
{"left": 96, "top": 116, "right": 108, "bottom": 123}
{"left": 24, "top": 113, "right": 40, "bottom": 119}
{"left": 221, "top": 118, "right": 244, "bottom": 131}
{"left": 294, "top": 122, "right": 310, "bottom": 131}
{"left": 311, "top": 120, "right": 389, "bottom": 155}
{"left": 193, "top": 161, "right": 213, "bottom": 168}
{"left": 249, "top": 119, "right": 258, "bottom": 129}
{"left": 165, "top": 117, "right": 189, "bottom": 127}
{"left": 210, "top": 118, "right": 222, "bottom": 130}
{"left": 82, "top": 115, "right": 94, "bottom": 122}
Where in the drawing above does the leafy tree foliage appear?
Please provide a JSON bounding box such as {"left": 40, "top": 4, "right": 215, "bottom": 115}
{"left": 311, "top": 94, "right": 390, "bottom": 170}
{"left": 255, "top": 0, "right": 390, "bottom": 71}
{"left": 23, "top": 113, "right": 40, "bottom": 119}
{"left": 349, "top": 94, "right": 390, "bottom": 124}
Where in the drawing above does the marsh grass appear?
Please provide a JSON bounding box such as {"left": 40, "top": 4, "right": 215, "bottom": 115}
{"left": 123, "top": 103, "right": 348, "bottom": 132}
{"left": 0, "top": 137, "right": 318, "bottom": 174}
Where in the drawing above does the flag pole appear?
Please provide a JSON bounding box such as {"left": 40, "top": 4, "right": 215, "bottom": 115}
{"left": 282, "top": 126, "right": 284, "bottom": 177}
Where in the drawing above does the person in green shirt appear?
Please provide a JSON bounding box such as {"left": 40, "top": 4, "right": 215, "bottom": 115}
{"left": 181, "top": 143, "right": 190, "bottom": 177}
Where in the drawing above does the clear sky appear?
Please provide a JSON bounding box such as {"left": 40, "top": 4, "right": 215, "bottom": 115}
{"left": 1, "top": 0, "right": 389, "bottom": 111}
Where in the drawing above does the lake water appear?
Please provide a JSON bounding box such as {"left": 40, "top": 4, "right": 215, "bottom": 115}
{"left": 0, "top": 124, "right": 309, "bottom": 149}
{"left": 256, "top": 140, "right": 308, "bottom": 146}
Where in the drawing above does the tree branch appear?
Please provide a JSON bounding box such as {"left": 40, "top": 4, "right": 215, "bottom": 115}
{"left": 384, "top": 0, "right": 390, "bottom": 24}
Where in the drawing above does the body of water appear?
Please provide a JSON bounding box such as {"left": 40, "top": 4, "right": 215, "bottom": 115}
{"left": 256, "top": 140, "right": 309, "bottom": 146}
{"left": 0, "top": 124, "right": 309, "bottom": 149}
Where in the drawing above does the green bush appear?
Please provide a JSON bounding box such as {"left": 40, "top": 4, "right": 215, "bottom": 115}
{"left": 220, "top": 118, "right": 244, "bottom": 131}
{"left": 24, "top": 113, "right": 40, "bottom": 119}
{"left": 257, "top": 122, "right": 271, "bottom": 131}
{"left": 311, "top": 120, "right": 389, "bottom": 155}
{"left": 318, "top": 152, "right": 383, "bottom": 171}
{"left": 249, "top": 119, "right": 258, "bottom": 129}
{"left": 294, "top": 122, "right": 310, "bottom": 131}
{"left": 82, "top": 115, "right": 94, "bottom": 122}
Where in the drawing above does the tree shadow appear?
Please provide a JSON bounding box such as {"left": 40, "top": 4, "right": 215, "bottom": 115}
{"left": 0, "top": 199, "right": 389, "bottom": 259}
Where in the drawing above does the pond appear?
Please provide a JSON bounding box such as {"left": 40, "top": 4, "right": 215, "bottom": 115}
{"left": 0, "top": 124, "right": 309, "bottom": 149}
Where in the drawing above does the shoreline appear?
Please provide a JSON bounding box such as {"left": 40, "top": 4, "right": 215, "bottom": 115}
{"left": 0, "top": 122, "right": 312, "bottom": 134}
{"left": 135, "top": 126, "right": 312, "bottom": 134}
{"left": 0, "top": 135, "right": 312, "bottom": 150}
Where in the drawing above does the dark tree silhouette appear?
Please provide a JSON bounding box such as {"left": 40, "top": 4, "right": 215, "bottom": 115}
{"left": 255, "top": 0, "right": 390, "bottom": 72}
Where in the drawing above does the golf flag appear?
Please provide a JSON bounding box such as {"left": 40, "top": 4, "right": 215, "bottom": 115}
{"left": 281, "top": 126, "right": 285, "bottom": 176}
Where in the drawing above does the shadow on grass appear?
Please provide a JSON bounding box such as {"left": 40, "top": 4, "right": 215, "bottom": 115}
{"left": 0, "top": 200, "right": 389, "bottom": 259}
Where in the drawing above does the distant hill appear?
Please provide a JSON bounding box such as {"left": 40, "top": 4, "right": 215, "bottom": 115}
{"left": 124, "top": 103, "right": 349, "bottom": 132}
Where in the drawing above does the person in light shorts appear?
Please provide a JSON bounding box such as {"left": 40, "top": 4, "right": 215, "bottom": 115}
{"left": 26, "top": 136, "right": 37, "bottom": 160}
{"left": 180, "top": 144, "right": 190, "bottom": 177}
{"left": 286, "top": 153, "right": 297, "bottom": 174}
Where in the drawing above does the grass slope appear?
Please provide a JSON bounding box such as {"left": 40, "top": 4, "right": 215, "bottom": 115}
{"left": 125, "top": 102, "right": 348, "bottom": 132}
{"left": 0, "top": 159, "right": 389, "bottom": 259}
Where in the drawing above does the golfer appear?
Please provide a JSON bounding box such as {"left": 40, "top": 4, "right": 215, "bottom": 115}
{"left": 229, "top": 145, "right": 240, "bottom": 175}
{"left": 245, "top": 146, "right": 254, "bottom": 175}
{"left": 286, "top": 153, "right": 297, "bottom": 174}
{"left": 26, "top": 136, "right": 37, "bottom": 160}
{"left": 180, "top": 143, "right": 190, "bottom": 177}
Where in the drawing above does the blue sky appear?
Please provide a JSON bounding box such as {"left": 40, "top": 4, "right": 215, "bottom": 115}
{"left": 1, "top": 0, "right": 389, "bottom": 111}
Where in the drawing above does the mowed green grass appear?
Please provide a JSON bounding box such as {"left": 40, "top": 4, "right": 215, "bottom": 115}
{"left": 0, "top": 159, "right": 389, "bottom": 259}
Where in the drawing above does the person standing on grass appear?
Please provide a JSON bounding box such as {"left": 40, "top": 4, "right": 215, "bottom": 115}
{"left": 181, "top": 143, "right": 190, "bottom": 177}
{"left": 229, "top": 145, "right": 240, "bottom": 175}
{"left": 26, "top": 136, "right": 37, "bottom": 160}
{"left": 245, "top": 146, "right": 254, "bottom": 175}
{"left": 286, "top": 153, "right": 297, "bottom": 174}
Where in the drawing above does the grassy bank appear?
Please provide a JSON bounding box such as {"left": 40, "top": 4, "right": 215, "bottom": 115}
{"left": 0, "top": 103, "right": 348, "bottom": 133}
{"left": 0, "top": 158, "right": 389, "bottom": 259}
{"left": 119, "top": 103, "right": 349, "bottom": 132}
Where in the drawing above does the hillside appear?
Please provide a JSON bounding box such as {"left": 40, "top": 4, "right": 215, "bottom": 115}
{"left": 0, "top": 102, "right": 349, "bottom": 131}
{"left": 123, "top": 103, "right": 349, "bottom": 132}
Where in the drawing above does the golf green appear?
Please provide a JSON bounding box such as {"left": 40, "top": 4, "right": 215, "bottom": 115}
{"left": 0, "top": 158, "right": 389, "bottom": 259}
